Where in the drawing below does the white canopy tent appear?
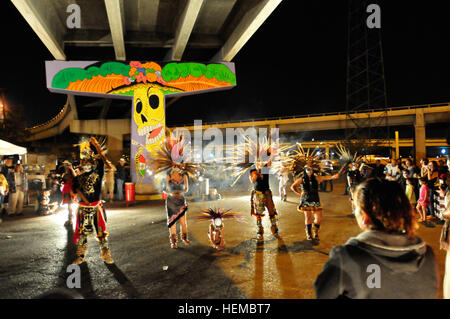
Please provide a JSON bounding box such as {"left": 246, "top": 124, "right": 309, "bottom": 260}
{"left": 0, "top": 139, "right": 27, "bottom": 155}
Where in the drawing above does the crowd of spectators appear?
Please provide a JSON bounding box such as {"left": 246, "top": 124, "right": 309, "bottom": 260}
{"left": 345, "top": 156, "right": 449, "bottom": 223}
{"left": 0, "top": 157, "right": 130, "bottom": 222}
{"left": 314, "top": 155, "right": 450, "bottom": 298}
{"left": 0, "top": 161, "right": 28, "bottom": 218}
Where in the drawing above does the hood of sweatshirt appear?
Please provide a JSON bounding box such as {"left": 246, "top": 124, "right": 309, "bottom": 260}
{"left": 346, "top": 230, "right": 428, "bottom": 273}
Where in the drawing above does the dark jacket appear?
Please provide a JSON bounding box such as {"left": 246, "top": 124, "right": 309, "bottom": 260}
{"left": 116, "top": 164, "right": 127, "bottom": 181}
{"left": 314, "top": 230, "right": 438, "bottom": 299}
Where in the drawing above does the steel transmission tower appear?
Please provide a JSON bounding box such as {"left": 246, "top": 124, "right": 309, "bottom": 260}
{"left": 345, "top": 0, "right": 389, "bottom": 155}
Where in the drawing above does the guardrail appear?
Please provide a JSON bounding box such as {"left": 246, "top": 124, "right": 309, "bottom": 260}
{"left": 171, "top": 102, "right": 450, "bottom": 127}
{"left": 27, "top": 101, "right": 70, "bottom": 133}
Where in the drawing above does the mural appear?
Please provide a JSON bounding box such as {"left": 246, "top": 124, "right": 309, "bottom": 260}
{"left": 46, "top": 60, "right": 236, "bottom": 192}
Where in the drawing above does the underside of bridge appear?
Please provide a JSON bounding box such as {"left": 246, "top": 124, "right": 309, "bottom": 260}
{"left": 16, "top": 0, "right": 449, "bottom": 163}
{"left": 17, "top": 0, "right": 283, "bottom": 162}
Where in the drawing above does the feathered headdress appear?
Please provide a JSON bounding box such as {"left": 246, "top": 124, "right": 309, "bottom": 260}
{"left": 285, "top": 143, "right": 323, "bottom": 177}
{"left": 148, "top": 130, "right": 203, "bottom": 179}
{"left": 195, "top": 208, "right": 246, "bottom": 223}
{"left": 224, "top": 135, "right": 292, "bottom": 186}
{"left": 74, "top": 136, "right": 108, "bottom": 162}
{"left": 335, "top": 143, "right": 363, "bottom": 166}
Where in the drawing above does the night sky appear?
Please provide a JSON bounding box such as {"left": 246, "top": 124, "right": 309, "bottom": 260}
{"left": 0, "top": 0, "right": 448, "bottom": 127}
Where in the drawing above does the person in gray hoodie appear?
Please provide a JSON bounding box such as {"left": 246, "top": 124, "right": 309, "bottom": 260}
{"left": 314, "top": 177, "right": 438, "bottom": 299}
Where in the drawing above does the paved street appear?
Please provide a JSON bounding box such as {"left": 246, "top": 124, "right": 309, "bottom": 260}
{"left": 0, "top": 179, "right": 446, "bottom": 299}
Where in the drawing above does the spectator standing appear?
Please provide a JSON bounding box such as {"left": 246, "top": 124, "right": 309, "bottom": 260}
{"left": 439, "top": 159, "right": 449, "bottom": 175}
{"left": 320, "top": 161, "right": 334, "bottom": 192}
{"left": 404, "top": 158, "right": 418, "bottom": 178}
{"left": 427, "top": 161, "right": 440, "bottom": 219}
{"left": 405, "top": 177, "right": 417, "bottom": 206}
{"left": 6, "top": 164, "right": 28, "bottom": 216}
{"left": 278, "top": 165, "right": 289, "bottom": 201}
{"left": 439, "top": 173, "right": 450, "bottom": 298}
{"left": 103, "top": 163, "right": 117, "bottom": 202}
{"left": 1, "top": 158, "right": 14, "bottom": 212}
{"left": 404, "top": 158, "right": 420, "bottom": 200}
{"left": 420, "top": 158, "right": 429, "bottom": 178}
{"left": 115, "top": 158, "right": 127, "bottom": 201}
{"left": 397, "top": 159, "right": 404, "bottom": 174}
{"left": 371, "top": 159, "right": 385, "bottom": 179}
{"left": 314, "top": 178, "right": 438, "bottom": 299}
{"left": 0, "top": 172, "right": 8, "bottom": 215}
{"left": 384, "top": 158, "right": 401, "bottom": 182}
{"left": 435, "top": 173, "right": 449, "bottom": 220}
{"left": 417, "top": 177, "right": 430, "bottom": 222}
{"left": 399, "top": 170, "right": 409, "bottom": 191}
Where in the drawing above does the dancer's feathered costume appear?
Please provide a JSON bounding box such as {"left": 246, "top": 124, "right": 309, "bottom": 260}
{"left": 195, "top": 208, "right": 245, "bottom": 250}
{"left": 72, "top": 137, "right": 114, "bottom": 264}
{"left": 225, "top": 136, "right": 291, "bottom": 240}
{"left": 287, "top": 143, "right": 341, "bottom": 241}
{"left": 336, "top": 143, "right": 364, "bottom": 203}
{"left": 148, "top": 131, "right": 203, "bottom": 248}
{"left": 285, "top": 143, "right": 323, "bottom": 176}
{"left": 196, "top": 208, "right": 245, "bottom": 223}
{"left": 287, "top": 143, "right": 324, "bottom": 211}
{"left": 335, "top": 143, "right": 363, "bottom": 169}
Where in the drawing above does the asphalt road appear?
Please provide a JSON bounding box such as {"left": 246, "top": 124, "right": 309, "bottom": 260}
{"left": 0, "top": 179, "right": 446, "bottom": 299}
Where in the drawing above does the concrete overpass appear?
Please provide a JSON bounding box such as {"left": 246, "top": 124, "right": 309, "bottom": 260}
{"left": 174, "top": 102, "right": 450, "bottom": 160}
{"left": 17, "top": 0, "right": 283, "bottom": 162}
{"left": 295, "top": 139, "right": 449, "bottom": 160}
{"left": 12, "top": 0, "right": 282, "bottom": 62}
{"left": 26, "top": 101, "right": 449, "bottom": 163}
{"left": 176, "top": 103, "right": 449, "bottom": 132}
{"left": 16, "top": 0, "right": 448, "bottom": 162}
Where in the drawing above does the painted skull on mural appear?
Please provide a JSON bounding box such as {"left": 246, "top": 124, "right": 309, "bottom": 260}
{"left": 133, "top": 86, "right": 165, "bottom": 151}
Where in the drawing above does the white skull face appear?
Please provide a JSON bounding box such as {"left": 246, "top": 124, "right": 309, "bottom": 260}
{"left": 133, "top": 86, "right": 165, "bottom": 151}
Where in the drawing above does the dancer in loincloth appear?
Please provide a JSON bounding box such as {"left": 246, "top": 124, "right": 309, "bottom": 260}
{"left": 249, "top": 160, "right": 280, "bottom": 240}
{"left": 165, "top": 167, "right": 189, "bottom": 248}
{"left": 72, "top": 137, "right": 114, "bottom": 264}
{"left": 225, "top": 136, "right": 292, "bottom": 241}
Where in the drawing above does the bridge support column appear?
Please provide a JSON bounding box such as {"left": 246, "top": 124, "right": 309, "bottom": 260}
{"left": 394, "top": 131, "right": 400, "bottom": 159}
{"left": 70, "top": 119, "right": 130, "bottom": 164}
{"left": 107, "top": 135, "right": 124, "bottom": 164}
{"left": 414, "top": 110, "right": 426, "bottom": 164}
{"left": 269, "top": 123, "right": 277, "bottom": 143}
